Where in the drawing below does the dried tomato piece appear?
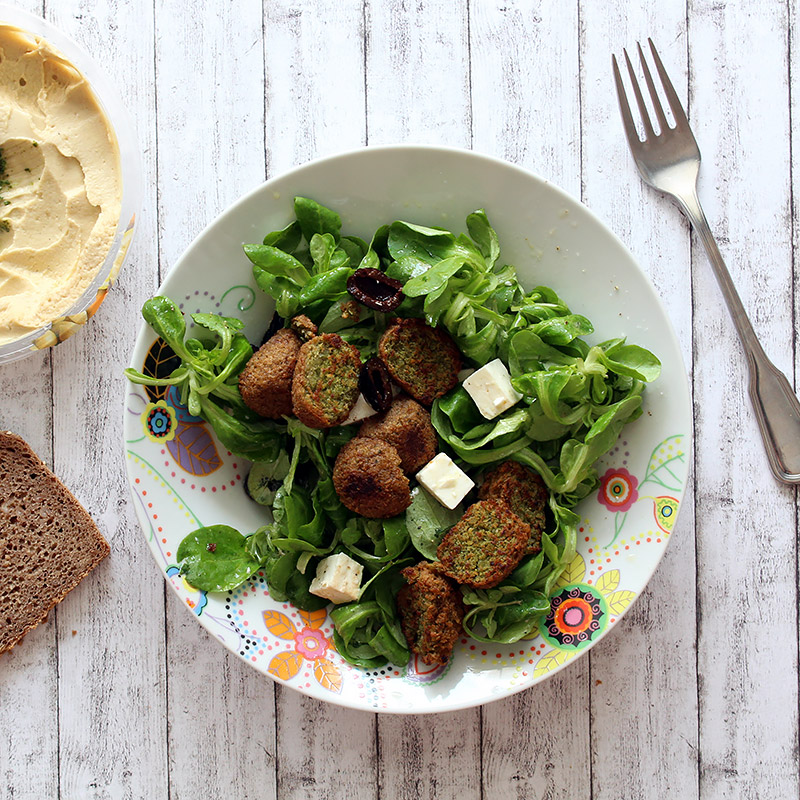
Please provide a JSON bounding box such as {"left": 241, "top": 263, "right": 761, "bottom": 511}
{"left": 347, "top": 268, "right": 404, "bottom": 312}
{"left": 359, "top": 357, "right": 394, "bottom": 412}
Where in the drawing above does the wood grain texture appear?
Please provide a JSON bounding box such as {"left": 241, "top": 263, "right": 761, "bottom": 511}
{"left": 1, "top": 2, "right": 799, "bottom": 798}
{"left": 46, "top": 1, "right": 167, "bottom": 797}
{"left": 365, "top": 0, "right": 471, "bottom": 146}
{"left": 263, "top": 1, "right": 366, "bottom": 175}
{"left": 365, "top": 5, "right": 481, "bottom": 798}
{"left": 688, "top": 2, "right": 799, "bottom": 799}
{"left": 152, "top": 3, "right": 277, "bottom": 799}
{"left": 276, "top": 694, "right": 377, "bottom": 800}
{"left": 580, "top": 6, "right": 699, "bottom": 800}
{"left": 0, "top": 1, "right": 57, "bottom": 795}
{"left": 262, "top": 4, "right": 376, "bottom": 798}
{"left": 469, "top": 5, "right": 592, "bottom": 799}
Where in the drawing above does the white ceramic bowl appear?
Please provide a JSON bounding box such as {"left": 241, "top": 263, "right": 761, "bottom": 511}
{"left": 124, "top": 145, "right": 691, "bottom": 713}
{"left": 0, "top": 5, "right": 141, "bottom": 364}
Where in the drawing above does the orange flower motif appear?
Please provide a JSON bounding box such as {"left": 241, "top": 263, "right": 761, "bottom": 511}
{"left": 263, "top": 608, "right": 342, "bottom": 693}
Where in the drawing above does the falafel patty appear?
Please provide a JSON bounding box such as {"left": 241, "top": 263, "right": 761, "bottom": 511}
{"left": 238, "top": 327, "right": 301, "bottom": 419}
{"left": 332, "top": 438, "right": 412, "bottom": 518}
{"left": 437, "top": 499, "right": 530, "bottom": 589}
{"left": 357, "top": 395, "right": 437, "bottom": 474}
{"left": 397, "top": 562, "right": 465, "bottom": 666}
{"left": 478, "top": 461, "right": 547, "bottom": 554}
{"left": 292, "top": 333, "right": 361, "bottom": 428}
{"left": 378, "top": 318, "right": 461, "bottom": 405}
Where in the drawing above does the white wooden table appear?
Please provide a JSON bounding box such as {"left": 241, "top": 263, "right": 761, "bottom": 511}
{"left": 2, "top": 1, "right": 798, "bottom": 797}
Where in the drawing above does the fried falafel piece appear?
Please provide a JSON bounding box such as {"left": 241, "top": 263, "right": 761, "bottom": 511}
{"left": 357, "top": 395, "right": 437, "bottom": 474}
{"left": 437, "top": 499, "right": 530, "bottom": 589}
{"left": 332, "top": 438, "right": 412, "bottom": 518}
{"left": 238, "top": 327, "right": 301, "bottom": 418}
{"left": 397, "top": 562, "right": 465, "bottom": 666}
{"left": 290, "top": 314, "right": 318, "bottom": 342}
{"left": 478, "top": 461, "right": 547, "bottom": 554}
{"left": 292, "top": 333, "right": 362, "bottom": 428}
{"left": 378, "top": 318, "right": 461, "bottom": 405}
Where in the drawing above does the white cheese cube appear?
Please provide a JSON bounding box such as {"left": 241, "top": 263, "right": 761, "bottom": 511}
{"left": 416, "top": 452, "right": 474, "bottom": 510}
{"left": 462, "top": 358, "right": 522, "bottom": 420}
{"left": 342, "top": 394, "right": 378, "bottom": 425}
{"left": 309, "top": 553, "right": 364, "bottom": 604}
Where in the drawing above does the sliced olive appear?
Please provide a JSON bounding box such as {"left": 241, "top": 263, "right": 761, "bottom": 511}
{"left": 347, "top": 268, "right": 404, "bottom": 312}
{"left": 359, "top": 357, "right": 393, "bottom": 412}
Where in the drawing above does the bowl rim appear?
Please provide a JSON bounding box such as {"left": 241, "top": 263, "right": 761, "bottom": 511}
{"left": 0, "top": 4, "right": 142, "bottom": 363}
{"left": 126, "top": 143, "right": 692, "bottom": 713}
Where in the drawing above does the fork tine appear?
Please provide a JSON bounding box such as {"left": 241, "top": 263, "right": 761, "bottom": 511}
{"left": 623, "top": 48, "right": 655, "bottom": 139}
{"left": 648, "top": 38, "right": 689, "bottom": 129}
{"left": 612, "top": 54, "right": 643, "bottom": 151}
{"left": 636, "top": 42, "right": 668, "bottom": 133}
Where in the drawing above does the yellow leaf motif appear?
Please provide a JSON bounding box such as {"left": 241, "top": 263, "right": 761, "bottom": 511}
{"left": 533, "top": 648, "right": 574, "bottom": 678}
{"left": 595, "top": 569, "right": 620, "bottom": 596}
{"left": 606, "top": 590, "right": 637, "bottom": 616}
{"left": 554, "top": 553, "right": 586, "bottom": 589}
{"left": 268, "top": 651, "right": 303, "bottom": 681}
{"left": 262, "top": 611, "right": 296, "bottom": 640}
{"left": 314, "top": 658, "right": 343, "bottom": 693}
{"left": 298, "top": 608, "right": 328, "bottom": 630}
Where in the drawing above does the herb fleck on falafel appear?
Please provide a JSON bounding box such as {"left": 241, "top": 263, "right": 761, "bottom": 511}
{"left": 292, "top": 333, "right": 361, "bottom": 428}
{"left": 378, "top": 318, "right": 461, "bottom": 405}
{"left": 437, "top": 499, "right": 530, "bottom": 589}
{"left": 397, "top": 562, "right": 465, "bottom": 666}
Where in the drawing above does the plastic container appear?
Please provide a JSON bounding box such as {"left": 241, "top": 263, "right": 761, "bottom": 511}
{"left": 0, "top": 5, "right": 142, "bottom": 364}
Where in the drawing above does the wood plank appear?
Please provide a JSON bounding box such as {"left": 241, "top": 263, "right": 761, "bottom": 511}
{"left": 364, "top": 3, "right": 480, "bottom": 798}
{"left": 688, "top": 2, "right": 799, "bottom": 799}
{"left": 263, "top": 1, "right": 367, "bottom": 175}
{"left": 44, "top": 1, "right": 167, "bottom": 797}
{"left": 579, "top": 8, "right": 700, "bottom": 800}
{"left": 364, "top": 0, "right": 471, "bottom": 147}
{"left": 262, "top": 3, "right": 375, "bottom": 798}
{"left": 469, "top": 4, "right": 593, "bottom": 798}
{"left": 151, "top": 2, "right": 278, "bottom": 798}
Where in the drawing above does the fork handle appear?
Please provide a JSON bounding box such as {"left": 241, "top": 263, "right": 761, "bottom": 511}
{"left": 676, "top": 188, "right": 800, "bottom": 484}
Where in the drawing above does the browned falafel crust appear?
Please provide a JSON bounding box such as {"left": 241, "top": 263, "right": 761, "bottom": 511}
{"left": 332, "top": 438, "right": 412, "bottom": 518}
{"left": 478, "top": 461, "right": 547, "bottom": 554}
{"left": 357, "top": 395, "right": 437, "bottom": 474}
{"left": 290, "top": 314, "right": 318, "bottom": 342}
{"left": 397, "top": 562, "right": 465, "bottom": 666}
{"left": 238, "top": 328, "right": 301, "bottom": 419}
{"left": 437, "top": 499, "right": 530, "bottom": 589}
{"left": 378, "top": 318, "right": 461, "bottom": 406}
{"left": 292, "top": 333, "right": 361, "bottom": 428}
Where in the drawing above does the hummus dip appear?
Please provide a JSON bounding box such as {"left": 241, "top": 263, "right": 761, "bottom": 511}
{"left": 0, "top": 24, "right": 122, "bottom": 346}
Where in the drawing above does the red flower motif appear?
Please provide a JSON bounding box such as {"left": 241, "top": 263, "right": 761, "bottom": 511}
{"left": 293, "top": 626, "right": 329, "bottom": 661}
{"left": 598, "top": 467, "right": 639, "bottom": 513}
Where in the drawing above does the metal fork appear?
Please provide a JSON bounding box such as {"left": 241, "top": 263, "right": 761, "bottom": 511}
{"left": 613, "top": 39, "right": 800, "bottom": 485}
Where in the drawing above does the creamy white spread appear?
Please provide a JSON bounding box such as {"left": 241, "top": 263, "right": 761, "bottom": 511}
{"left": 0, "top": 24, "right": 122, "bottom": 345}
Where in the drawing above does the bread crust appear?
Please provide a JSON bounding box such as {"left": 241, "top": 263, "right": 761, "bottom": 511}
{"left": 0, "top": 431, "right": 110, "bottom": 654}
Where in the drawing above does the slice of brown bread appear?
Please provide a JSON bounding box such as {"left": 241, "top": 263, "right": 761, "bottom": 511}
{"left": 0, "top": 431, "right": 110, "bottom": 654}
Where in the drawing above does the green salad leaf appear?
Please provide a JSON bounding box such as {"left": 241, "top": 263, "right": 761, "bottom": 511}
{"left": 128, "top": 197, "right": 662, "bottom": 666}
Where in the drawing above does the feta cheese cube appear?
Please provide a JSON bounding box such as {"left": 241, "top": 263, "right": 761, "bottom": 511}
{"left": 462, "top": 358, "right": 522, "bottom": 420}
{"left": 416, "top": 452, "right": 474, "bottom": 510}
{"left": 309, "top": 553, "right": 363, "bottom": 604}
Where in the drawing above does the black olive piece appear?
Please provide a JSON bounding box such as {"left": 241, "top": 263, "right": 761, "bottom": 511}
{"left": 359, "top": 357, "right": 394, "bottom": 413}
{"left": 260, "top": 311, "right": 285, "bottom": 346}
{"left": 347, "top": 267, "right": 404, "bottom": 312}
